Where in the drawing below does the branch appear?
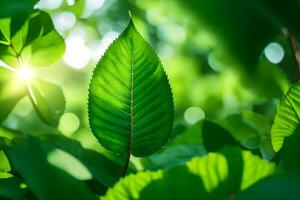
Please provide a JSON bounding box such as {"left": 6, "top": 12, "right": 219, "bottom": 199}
{"left": 283, "top": 28, "right": 300, "bottom": 75}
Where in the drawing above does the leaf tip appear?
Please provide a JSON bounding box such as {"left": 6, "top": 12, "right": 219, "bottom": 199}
{"left": 127, "top": 12, "right": 136, "bottom": 30}
{"left": 128, "top": 10, "right": 132, "bottom": 18}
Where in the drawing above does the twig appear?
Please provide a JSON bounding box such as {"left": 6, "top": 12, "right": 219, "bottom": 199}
{"left": 283, "top": 28, "right": 300, "bottom": 76}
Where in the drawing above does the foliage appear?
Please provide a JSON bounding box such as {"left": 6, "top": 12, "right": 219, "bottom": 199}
{"left": 88, "top": 19, "right": 173, "bottom": 158}
{"left": 0, "top": 0, "right": 300, "bottom": 200}
{"left": 271, "top": 83, "right": 300, "bottom": 151}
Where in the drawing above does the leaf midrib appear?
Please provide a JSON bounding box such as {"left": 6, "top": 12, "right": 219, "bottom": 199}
{"left": 122, "top": 36, "right": 134, "bottom": 176}
{"left": 129, "top": 37, "right": 134, "bottom": 155}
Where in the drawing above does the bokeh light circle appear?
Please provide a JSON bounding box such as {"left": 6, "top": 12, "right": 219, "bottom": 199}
{"left": 58, "top": 113, "right": 80, "bottom": 136}
{"left": 184, "top": 107, "right": 205, "bottom": 125}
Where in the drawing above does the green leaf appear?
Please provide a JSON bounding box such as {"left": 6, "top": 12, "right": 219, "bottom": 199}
{"left": 0, "top": 11, "right": 65, "bottom": 67}
{"left": 143, "top": 145, "right": 206, "bottom": 170}
{"left": 138, "top": 167, "right": 209, "bottom": 200}
{"left": 0, "top": 172, "right": 12, "bottom": 179}
{"left": 88, "top": 19, "right": 174, "bottom": 156}
{"left": 27, "top": 78, "right": 65, "bottom": 126}
{"left": 237, "top": 176, "right": 300, "bottom": 200}
{"left": 23, "top": 30, "right": 65, "bottom": 66}
{"left": 0, "top": 68, "right": 26, "bottom": 122}
{"left": 0, "top": 126, "right": 23, "bottom": 141}
{"left": 102, "top": 147, "right": 276, "bottom": 200}
{"left": 271, "top": 83, "right": 300, "bottom": 152}
{"left": 280, "top": 125, "right": 300, "bottom": 175}
{"left": 0, "top": 67, "right": 65, "bottom": 127}
{"left": 0, "top": 12, "right": 66, "bottom": 126}
{"left": 168, "top": 121, "right": 203, "bottom": 147}
{"left": 0, "top": 0, "right": 38, "bottom": 34}
{"left": 219, "top": 111, "right": 275, "bottom": 159}
{"left": 102, "top": 171, "right": 163, "bottom": 200}
{"left": 202, "top": 120, "right": 238, "bottom": 152}
{"left": 252, "top": 60, "right": 290, "bottom": 98}
{"left": 168, "top": 120, "right": 237, "bottom": 153}
{"left": 5, "top": 136, "right": 97, "bottom": 200}
{"left": 0, "top": 45, "right": 19, "bottom": 67}
{"left": 40, "top": 134, "right": 123, "bottom": 187}
{"left": 0, "top": 0, "right": 37, "bottom": 19}
{"left": 0, "top": 150, "right": 10, "bottom": 173}
{"left": 10, "top": 18, "right": 28, "bottom": 53}
{"left": 240, "top": 151, "right": 276, "bottom": 190}
{"left": 0, "top": 18, "right": 11, "bottom": 41}
{"left": 178, "top": 0, "right": 279, "bottom": 72}
{"left": 0, "top": 177, "right": 28, "bottom": 199}
{"left": 219, "top": 112, "right": 265, "bottom": 149}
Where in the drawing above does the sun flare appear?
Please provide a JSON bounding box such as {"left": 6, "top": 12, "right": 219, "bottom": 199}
{"left": 17, "top": 66, "right": 33, "bottom": 81}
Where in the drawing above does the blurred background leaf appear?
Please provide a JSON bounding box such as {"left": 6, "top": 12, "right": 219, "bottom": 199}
{"left": 237, "top": 175, "right": 300, "bottom": 200}
{"left": 280, "top": 125, "right": 300, "bottom": 176}
{"left": 0, "top": 68, "right": 26, "bottom": 123}
{"left": 28, "top": 77, "right": 65, "bottom": 126}
{"left": 4, "top": 136, "right": 97, "bottom": 200}
{"left": 0, "top": 177, "right": 29, "bottom": 199}
{"left": 177, "top": 0, "right": 279, "bottom": 74}
{"left": 102, "top": 147, "right": 276, "bottom": 200}
{"left": 40, "top": 134, "right": 124, "bottom": 187}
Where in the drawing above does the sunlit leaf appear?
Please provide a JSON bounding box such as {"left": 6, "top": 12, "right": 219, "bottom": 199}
{"left": 0, "top": 45, "right": 19, "bottom": 67}
{"left": 0, "top": 68, "right": 26, "bottom": 122}
{"left": 0, "top": 18, "right": 11, "bottom": 42}
{"left": 0, "top": 11, "right": 66, "bottom": 126}
{"left": 102, "top": 147, "right": 276, "bottom": 200}
{"left": 102, "top": 171, "right": 163, "bottom": 200}
{"left": 0, "top": 11, "right": 65, "bottom": 67}
{"left": 0, "top": 172, "right": 12, "bottom": 179}
{"left": 0, "top": 126, "right": 23, "bottom": 141}
{"left": 0, "top": 150, "right": 10, "bottom": 173}
{"left": 88, "top": 19, "right": 174, "bottom": 156}
{"left": 241, "top": 151, "right": 276, "bottom": 190}
{"left": 271, "top": 83, "right": 300, "bottom": 151}
{"left": 28, "top": 78, "right": 65, "bottom": 126}
{"left": 40, "top": 134, "right": 123, "bottom": 187}
{"left": 23, "top": 30, "right": 65, "bottom": 66}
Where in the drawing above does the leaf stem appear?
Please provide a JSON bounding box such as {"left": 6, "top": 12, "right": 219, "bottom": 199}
{"left": 122, "top": 153, "right": 131, "bottom": 177}
{"left": 0, "top": 40, "right": 10, "bottom": 45}
{"left": 284, "top": 29, "right": 300, "bottom": 77}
